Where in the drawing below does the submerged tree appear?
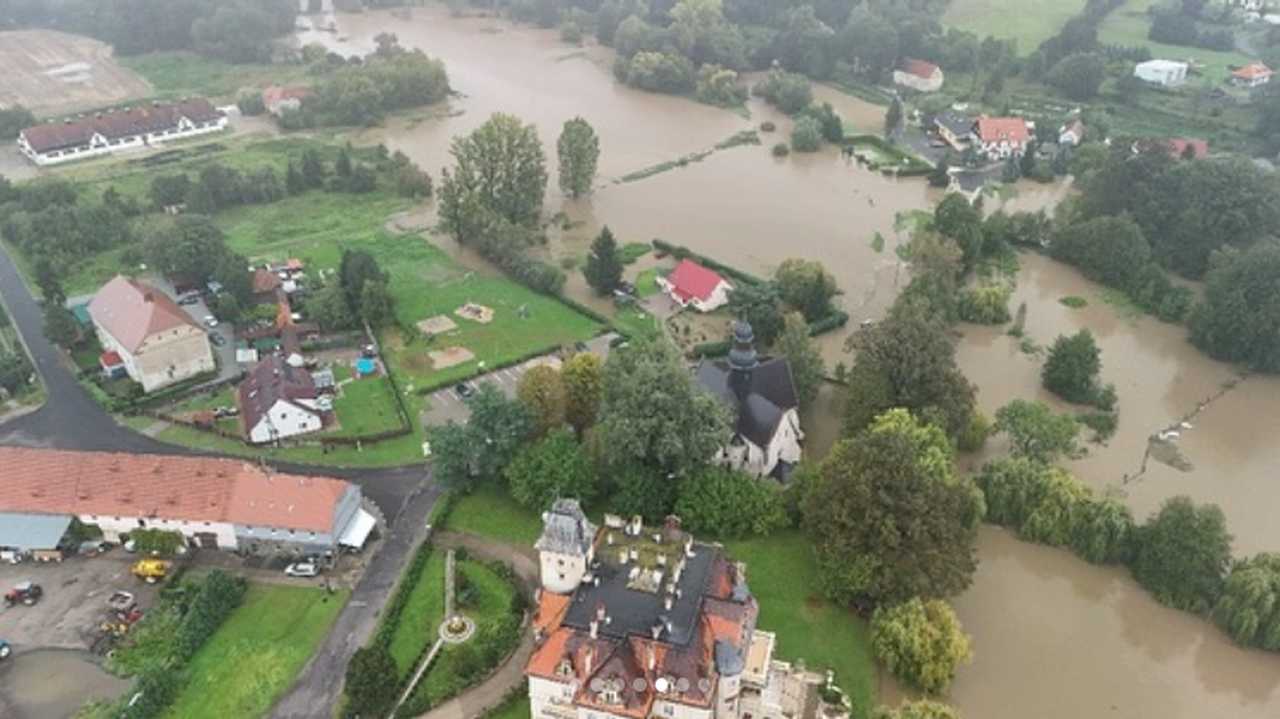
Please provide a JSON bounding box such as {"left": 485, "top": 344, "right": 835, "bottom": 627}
{"left": 557, "top": 117, "right": 600, "bottom": 198}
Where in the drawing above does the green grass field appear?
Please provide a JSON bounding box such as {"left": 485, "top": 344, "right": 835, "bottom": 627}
{"left": 331, "top": 375, "right": 405, "bottom": 436}
{"left": 388, "top": 550, "right": 448, "bottom": 676}
{"left": 120, "top": 52, "right": 311, "bottom": 102}
{"left": 943, "top": 0, "right": 1090, "bottom": 50}
{"left": 162, "top": 583, "right": 348, "bottom": 719}
{"left": 484, "top": 693, "right": 530, "bottom": 719}
{"left": 1098, "top": 0, "right": 1253, "bottom": 78}
{"left": 444, "top": 485, "right": 544, "bottom": 546}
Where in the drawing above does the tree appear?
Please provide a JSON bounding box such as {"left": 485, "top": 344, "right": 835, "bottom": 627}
{"left": 1132, "top": 496, "right": 1233, "bottom": 614}
{"left": 345, "top": 645, "right": 399, "bottom": 718}
{"left": 1042, "top": 330, "right": 1101, "bottom": 404}
{"left": 928, "top": 154, "right": 951, "bottom": 188}
{"left": 607, "top": 463, "right": 678, "bottom": 522}
{"left": 1049, "top": 216, "right": 1152, "bottom": 292}
{"left": 149, "top": 174, "right": 191, "bottom": 209}
{"left": 778, "top": 312, "right": 823, "bottom": 410}
{"left": 933, "top": 193, "right": 986, "bottom": 268}
{"left": 621, "top": 51, "right": 696, "bottom": 93}
{"left": 516, "top": 365, "right": 568, "bottom": 437}
{"left": 428, "top": 421, "right": 483, "bottom": 490}
{"left": 335, "top": 145, "right": 353, "bottom": 179}
{"left": 727, "top": 282, "right": 785, "bottom": 347}
{"left": 790, "top": 116, "right": 823, "bottom": 152}
{"left": 583, "top": 226, "right": 624, "bottom": 295}
{"left": 0, "top": 105, "right": 36, "bottom": 141}
{"left": 871, "top": 598, "right": 972, "bottom": 694}
{"left": 339, "top": 249, "right": 387, "bottom": 314}
{"left": 871, "top": 700, "right": 960, "bottom": 719}
{"left": 994, "top": 399, "right": 1081, "bottom": 463}
{"left": 358, "top": 279, "right": 394, "bottom": 328}
{"left": 695, "top": 64, "right": 747, "bottom": 106}
{"left": 1189, "top": 242, "right": 1280, "bottom": 372}
{"left": 562, "top": 352, "right": 603, "bottom": 435}
{"left": 753, "top": 69, "right": 812, "bottom": 114}
{"left": 42, "top": 304, "right": 79, "bottom": 347}
{"left": 674, "top": 466, "right": 789, "bottom": 537}
{"left": 774, "top": 258, "right": 837, "bottom": 321}
{"left": 300, "top": 149, "right": 327, "bottom": 188}
{"left": 884, "top": 96, "right": 903, "bottom": 138}
{"left": 557, "top": 117, "right": 600, "bottom": 198}
{"left": 0, "top": 351, "right": 32, "bottom": 396}
{"left": 1213, "top": 553, "right": 1280, "bottom": 650}
{"left": 596, "top": 339, "right": 732, "bottom": 475}
{"left": 957, "top": 284, "right": 1011, "bottom": 324}
{"left": 439, "top": 113, "right": 547, "bottom": 230}
{"left": 142, "top": 215, "right": 230, "bottom": 286}
{"left": 804, "top": 409, "right": 984, "bottom": 607}
{"left": 468, "top": 382, "right": 535, "bottom": 481}
{"left": 842, "top": 309, "right": 976, "bottom": 439}
{"left": 506, "top": 429, "right": 596, "bottom": 510}
{"left": 310, "top": 281, "right": 357, "bottom": 331}
{"left": 670, "top": 0, "right": 727, "bottom": 62}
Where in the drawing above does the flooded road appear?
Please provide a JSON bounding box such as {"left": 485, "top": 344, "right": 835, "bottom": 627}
{"left": 295, "top": 7, "right": 1280, "bottom": 717}
{"left": 0, "top": 649, "right": 129, "bottom": 718}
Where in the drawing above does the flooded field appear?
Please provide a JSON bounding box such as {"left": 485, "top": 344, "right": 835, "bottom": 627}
{"left": 0, "top": 649, "right": 129, "bottom": 719}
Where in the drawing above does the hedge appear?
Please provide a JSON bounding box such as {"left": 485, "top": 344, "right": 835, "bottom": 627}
{"left": 652, "top": 239, "right": 767, "bottom": 287}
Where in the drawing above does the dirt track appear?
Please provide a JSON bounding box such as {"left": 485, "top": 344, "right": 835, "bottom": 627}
{"left": 0, "top": 30, "right": 152, "bottom": 117}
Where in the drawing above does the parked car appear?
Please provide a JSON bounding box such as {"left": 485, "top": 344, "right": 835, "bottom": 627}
{"left": 202, "top": 315, "right": 219, "bottom": 328}
{"left": 455, "top": 382, "right": 475, "bottom": 399}
{"left": 177, "top": 293, "right": 202, "bottom": 306}
{"left": 0, "top": 640, "right": 10, "bottom": 659}
{"left": 107, "top": 591, "right": 136, "bottom": 612}
{"left": 209, "top": 333, "right": 226, "bottom": 347}
{"left": 284, "top": 561, "right": 319, "bottom": 578}
{"left": 4, "top": 582, "right": 42, "bottom": 607}
{"left": 78, "top": 541, "right": 111, "bottom": 556}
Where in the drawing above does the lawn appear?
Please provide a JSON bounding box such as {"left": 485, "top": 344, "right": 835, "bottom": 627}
{"left": 119, "top": 51, "right": 311, "bottom": 102}
{"left": 330, "top": 375, "right": 405, "bottom": 436}
{"left": 634, "top": 268, "right": 659, "bottom": 297}
{"left": 943, "top": 0, "right": 1090, "bottom": 50}
{"left": 169, "top": 387, "right": 236, "bottom": 414}
{"left": 1098, "top": 0, "right": 1254, "bottom": 79}
{"left": 388, "top": 550, "right": 448, "bottom": 676}
{"left": 444, "top": 484, "right": 544, "bottom": 546}
{"left": 727, "top": 531, "right": 876, "bottom": 718}
{"left": 485, "top": 693, "right": 531, "bottom": 719}
{"left": 402, "top": 560, "right": 519, "bottom": 714}
{"left": 161, "top": 583, "right": 348, "bottom": 719}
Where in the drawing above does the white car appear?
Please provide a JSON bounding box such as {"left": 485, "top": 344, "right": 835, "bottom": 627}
{"left": 202, "top": 315, "right": 219, "bottom": 328}
{"left": 284, "top": 562, "right": 319, "bottom": 578}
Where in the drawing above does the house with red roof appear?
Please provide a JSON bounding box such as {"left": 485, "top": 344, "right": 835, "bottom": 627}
{"left": 1232, "top": 62, "right": 1273, "bottom": 88}
{"left": 16, "top": 98, "right": 226, "bottom": 167}
{"left": 87, "top": 275, "right": 214, "bottom": 392}
{"left": 0, "top": 447, "right": 375, "bottom": 554}
{"left": 974, "top": 115, "right": 1032, "bottom": 160}
{"left": 262, "top": 85, "right": 313, "bottom": 117}
{"left": 656, "top": 259, "right": 734, "bottom": 312}
{"left": 238, "top": 354, "right": 326, "bottom": 444}
{"left": 894, "top": 57, "right": 944, "bottom": 93}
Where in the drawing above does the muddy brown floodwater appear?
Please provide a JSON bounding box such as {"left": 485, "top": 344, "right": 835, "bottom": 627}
{"left": 280, "top": 6, "right": 1280, "bottom": 716}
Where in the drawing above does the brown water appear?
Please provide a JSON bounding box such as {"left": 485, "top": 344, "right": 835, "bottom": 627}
{"left": 0, "top": 649, "right": 130, "bottom": 718}
{"left": 301, "top": 8, "right": 1280, "bottom": 717}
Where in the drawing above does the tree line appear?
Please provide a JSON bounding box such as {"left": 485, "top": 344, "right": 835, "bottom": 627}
{"left": 1, "top": 0, "right": 297, "bottom": 62}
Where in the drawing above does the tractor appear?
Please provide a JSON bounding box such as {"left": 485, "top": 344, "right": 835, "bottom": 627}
{"left": 3, "top": 581, "right": 42, "bottom": 607}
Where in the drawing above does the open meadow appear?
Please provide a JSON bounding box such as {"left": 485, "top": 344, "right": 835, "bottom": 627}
{"left": 943, "top": 0, "right": 1090, "bottom": 50}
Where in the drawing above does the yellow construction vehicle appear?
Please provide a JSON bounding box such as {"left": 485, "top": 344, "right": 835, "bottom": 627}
{"left": 131, "top": 559, "right": 171, "bottom": 584}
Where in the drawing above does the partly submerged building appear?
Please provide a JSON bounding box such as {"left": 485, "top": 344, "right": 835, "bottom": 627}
{"left": 526, "top": 502, "right": 844, "bottom": 719}
{"left": 695, "top": 322, "right": 802, "bottom": 480}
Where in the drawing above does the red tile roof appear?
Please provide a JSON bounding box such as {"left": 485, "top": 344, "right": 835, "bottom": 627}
{"left": 975, "top": 116, "right": 1030, "bottom": 146}
{"left": 252, "top": 269, "right": 283, "bottom": 295}
{"left": 262, "top": 86, "right": 312, "bottom": 107}
{"left": 1166, "top": 137, "right": 1209, "bottom": 159}
{"left": 237, "top": 354, "right": 320, "bottom": 436}
{"left": 899, "top": 58, "right": 940, "bottom": 80}
{"left": 1233, "top": 63, "right": 1273, "bottom": 80}
{"left": 0, "top": 448, "right": 351, "bottom": 533}
{"left": 99, "top": 350, "right": 124, "bottom": 368}
{"left": 21, "top": 99, "right": 222, "bottom": 154}
{"left": 665, "top": 260, "right": 727, "bottom": 303}
{"left": 88, "top": 275, "right": 201, "bottom": 353}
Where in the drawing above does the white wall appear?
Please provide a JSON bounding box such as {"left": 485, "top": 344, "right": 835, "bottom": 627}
{"left": 20, "top": 116, "right": 228, "bottom": 167}
{"left": 893, "top": 70, "right": 943, "bottom": 93}
{"left": 540, "top": 549, "right": 588, "bottom": 594}
{"left": 691, "top": 280, "right": 732, "bottom": 313}
{"left": 529, "top": 677, "right": 578, "bottom": 719}
{"left": 81, "top": 512, "right": 238, "bottom": 549}
{"left": 247, "top": 398, "right": 323, "bottom": 444}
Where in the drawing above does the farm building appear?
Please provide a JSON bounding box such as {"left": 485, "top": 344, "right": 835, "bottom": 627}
{"left": 16, "top": 98, "right": 227, "bottom": 166}
{"left": 656, "top": 259, "right": 733, "bottom": 312}
{"left": 88, "top": 275, "right": 215, "bottom": 393}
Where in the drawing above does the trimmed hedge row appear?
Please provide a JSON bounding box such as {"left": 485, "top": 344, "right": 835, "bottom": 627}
{"left": 652, "top": 239, "right": 767, "bottom": 288}
{"left": 690, "top": 310, "right": 849, "bottom": 359}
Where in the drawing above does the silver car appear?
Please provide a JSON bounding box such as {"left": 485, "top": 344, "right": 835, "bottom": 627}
{"left": 284, "top": 561, "right": 319, "bottom": 578}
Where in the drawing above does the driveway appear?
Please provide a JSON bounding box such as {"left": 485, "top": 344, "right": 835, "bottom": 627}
{"left": 146, "top": 276, "right": 239, "bottom": 384}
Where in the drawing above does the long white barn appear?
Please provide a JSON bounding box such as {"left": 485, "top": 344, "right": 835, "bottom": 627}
{"left": 17, "top": 98, "right": 227, "bottom": 166}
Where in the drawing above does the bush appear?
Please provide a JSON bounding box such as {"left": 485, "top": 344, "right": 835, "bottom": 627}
{"left": 674, "top": 467, "right": 790, "bottom": 537}
{"left": 1042, "top": 330, "right": 1102, "bottom": 405}
{"left": 1213, "top": 553, "right": 1280, "bottom": 650}
{"left": 772, "top": 142, "right": 790, "bottom": 157}
{"left": 173, "top": 570, "right": 247, "bottom": 662}
{"left": 957, "top": 284, "right": 1012, "bottom": 324}
{"left": 345, "top": 645, "right": 399, "bottom": 718}
{"left": 871, "top": 700, "right": 960, "bottom": 719}
{"left": 753, "top": 69, "right": 813, "bottom": 114}
{"left": 955, "top": 411, "right": 993, "bottom": 453}
{"left": 1131, "top": 496, "right": 1233, "bottom": 614}
{"left": 695, "top": 64, "right": 747, "bottom": 106}
{"left": 871, "top": 598, "right": 971, "bottom": 694}
{"left": 760, "top": 121, "right": 777, "bottom": 132}
{"left": 607, "top": 464, "right": 676, "bottom": 522}
{"left": 790, "top": 117, "right": 824, "bottom": 152}
{"left": 622, "top": 51, "right": 695, "bottom": 94}
{"left": 505, "top": 429, "right": 597, "bottom": 511}
{"left": 127, "top": 528, "right": 187, "bottom": 556}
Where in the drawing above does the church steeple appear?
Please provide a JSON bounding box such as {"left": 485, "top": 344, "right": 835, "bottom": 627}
{"left": 728, "top": 320, "right": 759, "bottom": 372}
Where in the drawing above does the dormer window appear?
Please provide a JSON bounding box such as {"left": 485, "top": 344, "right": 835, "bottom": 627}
{"left": 555, "top": 658, "right": 573, "bottom": 677}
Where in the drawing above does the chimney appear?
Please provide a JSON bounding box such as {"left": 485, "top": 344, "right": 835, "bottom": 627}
{"left": 595, "top": 602, "right": 607, "bottom": 622}
{"left": 651, "top": 621, "right": 663, "bottom": 640}
{"left": 585, "top": 647, "right": 595, "bottom": 677}
{"left": 619, "top": 549, "right": 628, "bottom": 565}
{"left": 590, "top": 619, "right": 599, "bottom": 639}
{"left": 663, "top": 594, "right": 673, "bottom": 611}
{"left": 648, "top": 644, "right": 657, "bottom": 671}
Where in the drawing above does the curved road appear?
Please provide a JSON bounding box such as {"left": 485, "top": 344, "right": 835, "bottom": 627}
{"left": 0, "top": 240, "right": 440, "bottom": 715}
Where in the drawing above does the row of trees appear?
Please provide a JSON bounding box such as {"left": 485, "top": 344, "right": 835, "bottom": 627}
{"left": 281, "top": 47, "right": 450, "bottom": 128}
{"left": 2, "top": 0, "right": 297, "bottom": 61}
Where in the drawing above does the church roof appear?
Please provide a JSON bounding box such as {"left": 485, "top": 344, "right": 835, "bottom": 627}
{"left": 695, "top": 356, "right": 798, "bottom": 448}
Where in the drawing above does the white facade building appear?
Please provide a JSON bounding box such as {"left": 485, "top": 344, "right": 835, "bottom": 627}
{"left": 88, "top": 275, "right": 215, "bottom": 393}
{"left": 657, "top": 259, "right": 734, "bottom": 313}
{"left": 17, "top": 99, "right": 227, "bottom": 166}
{"left": 1134, "top": 59, "right": 1189, "bottom": 86}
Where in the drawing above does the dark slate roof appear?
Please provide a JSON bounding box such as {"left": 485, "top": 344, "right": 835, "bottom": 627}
{"left": 695, "top": 357, "right": 798, "bottom": 448}
{"left": 934, "top": 111, "right": 974, "bottom": 138}
{"left": 714, "top": 639, "right": 745, "bottom": 676}
{"left": 562, "top": 542, "right": 716, "bottom": 648}
{"left": 236, "top": 354, "right": 319, "bottom": 435}
{"left": 536, "top": 499, "right": 596, "bottom": 555}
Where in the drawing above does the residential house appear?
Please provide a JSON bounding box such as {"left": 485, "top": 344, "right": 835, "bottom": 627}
{"left": 974, "top": 116, "right": 1032, "bottom": 159}
{"left": 526, "top": 503, "right": 844, "bottom": 719}
{"left": 1232, "top": 62, "right": 1274, "bottom": 87}
{"left": 0, "top": 447, "right": 376, "bottom": 554}
{"left": 933, "top": 111, "right": 974, "bottom": 150}
{"left": 1133, "top": 59, "right": 1189, "bottom": 87}
{"left": 238, "top": 354, "right": 326, "bottom": 444}
{"left": 695, "top": 322, "right": 802, "bottom": 480}
{"left": 17, "top": 99, "right": 227, "bottom": 166}
{"left": 657, "top": 259, "right": 734, "bottom": 312}
{"left": 893, "top": 58, "right": 944, "bottom": 93}
{"left": 262, "top": 86, "right": 312, "bottom": 117}
{"left": 251, "top": 268, "right": 284, "bottom": 305}
{"left": 88, "top": 275, "right": 215, "bottom": 392}
{"left": 1058, "top": 118, "right": 1085, "bottom": 147}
